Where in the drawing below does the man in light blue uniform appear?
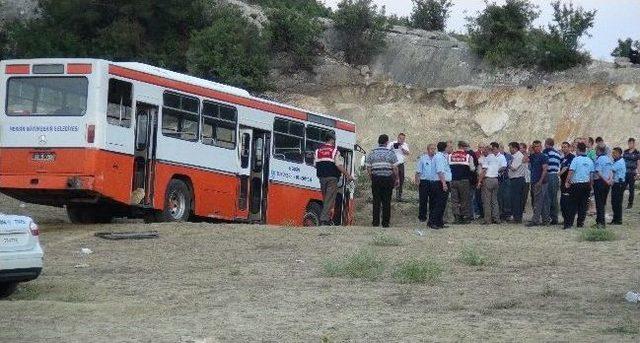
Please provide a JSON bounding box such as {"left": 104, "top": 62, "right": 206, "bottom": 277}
{"left": 593, "top": 145, "right": 613, "bottom": 229}
{"left": 428, "top": 142, "right": 452, "bottom": 229}
{"left": 415, "top": 144, "right": 436, "bottom": 222}
{"left": 610, "top": 147, "right": 627, "bottom": 225}
{"left": 564, "top": 142, "right": 594, "bottom": 229}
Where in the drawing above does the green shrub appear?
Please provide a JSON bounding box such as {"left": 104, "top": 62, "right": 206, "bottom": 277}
{"left": 386, "top": 14, "right": 411, "bottom": 27}
{"left": 267, "top": 7, "right": 322, "bottom": 71}
{"left": 323, "top": 249, "right": 385, "bottom": 280}
{"left": 332, "top": 0, "right": 389, "bottom": 65}
{"left": 187, "top": 5, "right": 270, "bottom": 91}
{"left": 249, "top": 0, "right": 331, "bottom": 18}
{"left": 459, "top": 245, "right": 487, "bottom": 266}
{"left": 392, "top": 258, "right": 443, "bottom": 284}
{"left": 611, "top": 38, "right": 640, "bottom": 58}
{"left": 410, "top": 0, "right": 453, "bottom": 31}
{"left": 371, "top": 234, "right": 403, "bottom": 247}
{"left": 580, "top": 228, "right": 616, "bottom": 242}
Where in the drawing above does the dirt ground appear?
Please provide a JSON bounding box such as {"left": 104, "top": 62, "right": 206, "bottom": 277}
{"left": 1, "top": 192, "right": 639, "bottom": 343}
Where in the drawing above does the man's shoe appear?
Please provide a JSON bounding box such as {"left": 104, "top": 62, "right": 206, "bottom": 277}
{"left": 608, "top": 221, "right": 622, "bottom": 225}
{"left": 576, "top": 223, "right": 584, "bottom": 228}
{"left": 428, "top": 224, "right": 441, "bottom": 230}
{"left": 526, "top": 222, "right": 540, "bottom": 227}
{"left": 563, "top": 225, "right": 573, "bottom": 230}
{"left": 627, "top": 204, "right": 633, "bottom": 209}
{"left": 550, "top": 220, "right": 559, "bottom": 225}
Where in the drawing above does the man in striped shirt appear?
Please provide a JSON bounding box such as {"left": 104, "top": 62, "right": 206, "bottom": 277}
{"left": 364, "top": 134, "right": 400, "bottom": 228}
{"left": 543, "top": 138, "right": 562, "bottom": 225}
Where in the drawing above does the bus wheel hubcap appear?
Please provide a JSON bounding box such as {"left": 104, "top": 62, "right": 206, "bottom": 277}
{"left": 168, "top": 191, "right": 186, "bottom": 219}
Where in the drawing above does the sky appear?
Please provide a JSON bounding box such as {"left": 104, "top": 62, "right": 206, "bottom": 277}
{"left": 322, "top": 0, "right": 640, "bottom": 61}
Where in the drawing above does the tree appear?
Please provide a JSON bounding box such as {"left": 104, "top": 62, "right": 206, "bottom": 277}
{"left": 187, "top": 5, "right": 270, "bottom": 91}
{"left": 332, "top": 0, "right": 389, "bottom": 65}
{"left": 611, "top": 38, "right": 640, "bottom": 58}
{"left": 548, "top": 1, "right": 596, "bottom": 52}
{"left": 267, "top": 7, "right": 322, "bottom": 71}
{"left": 467, "top": 0, "right": 539, "bottom": 67}
{"left": 410, "top": 0, "right": 453, "bottom": 31}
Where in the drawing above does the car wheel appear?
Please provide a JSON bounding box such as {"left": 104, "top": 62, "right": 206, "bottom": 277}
{"left": 159, "top": 179, "right": 192, "bottom": 222}
{"left": 303, "top": 202, "right": 322, "bottom": 227}
{"left": 0, "top": 282, "right": 18, "bottom": 299}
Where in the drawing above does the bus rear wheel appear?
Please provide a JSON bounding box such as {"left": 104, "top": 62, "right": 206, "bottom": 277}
{"left": 159, "top": 179, "right": 192, "bottom": 222}
{"left": 303, "top": 202, "right": 322, "bottom": 227}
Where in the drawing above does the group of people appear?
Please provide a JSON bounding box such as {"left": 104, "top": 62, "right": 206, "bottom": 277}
{"left": 362, "top": 133, "right": 640, "bottom": 230}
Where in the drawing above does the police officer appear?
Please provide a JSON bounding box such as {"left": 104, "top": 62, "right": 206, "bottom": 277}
{"left": 364, "top": 134, "right": 399, "bottom": 228}
{"left": 593, "top": 145, "right": 613, "bottom": 229}
{"left": 448, "top": 141, "right": 475, "bottom": 224}
{"left": 610, "top": 147, "right": 626, "bottom": 225}
{"left": 415, "top": 144, "right": 436, "bottom": 222}
{"left": 558, "top": 142, "right": 575, "bottom": 227}
{"left": 314, "top": 134, "right": 354, "bottom": 225}
{"left": 564, "top": 142, "right": 594, "bottom": 229}
{"left": 429, "top": 142, "right": 452, "bottom": 229}
{"left": 623, "top": 138, "right": 640, "bottom": 209}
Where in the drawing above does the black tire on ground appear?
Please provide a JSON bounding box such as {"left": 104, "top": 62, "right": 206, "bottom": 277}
{"left": 303, "top": 202, "right": 323, "bottom": 227}
{"left": 66, "top": 204, "right": 113, "bottom": 224}
{"left": 0, "top": 282, "right": 18, "bottom": 299}
{"left": 158, "top": 179, "right": 192, "bottom": 222}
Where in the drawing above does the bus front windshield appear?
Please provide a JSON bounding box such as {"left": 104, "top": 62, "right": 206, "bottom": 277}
{"left": 6, "top": 77, "right": 88, "bottom": 116}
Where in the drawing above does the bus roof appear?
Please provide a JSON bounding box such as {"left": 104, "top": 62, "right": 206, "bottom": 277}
{"left": 1, "top": 58, "right": 356, "bottom": 132}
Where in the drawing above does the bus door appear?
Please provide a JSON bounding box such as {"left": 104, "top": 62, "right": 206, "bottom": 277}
{"left": 131, "top": 102, "right": 158, "bottom": 206}
{"left": 238, "top": 128, "right": 271, "bottom": 222}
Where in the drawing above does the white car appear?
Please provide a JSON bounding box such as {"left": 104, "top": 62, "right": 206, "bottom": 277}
{"left": 0, "top": 215, "right": 43, "bottom": 298}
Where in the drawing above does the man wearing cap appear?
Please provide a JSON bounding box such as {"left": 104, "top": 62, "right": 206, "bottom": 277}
{"left": 314, "top": 134, "right": 354, "bottom": 225}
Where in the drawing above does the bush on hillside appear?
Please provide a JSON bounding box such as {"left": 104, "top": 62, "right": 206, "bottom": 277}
{"left": 611, "top": 38, "right": 640, "bottom": 58}
{"left": 387, "top": 14, "right": 412, "bottom": 27}
{"left": 3, "top": 0, "right": 209, "bottom": 71}
{"left": 467, "top": 0, "right": 595, "bottom": 71}
{"left": 410, "top": 0, "right": 453, "bottom": 31}
{"left": 332, "top": 0, "right": 389, "bottom": 66}
{"left": 267, "top": 7, "right": 322, "bottom": 71}
{"left": 187, "top": 5, "right": 270, "bottom": 91}
{"left": 249, "top": 0, "right": 331, "bottom": 18}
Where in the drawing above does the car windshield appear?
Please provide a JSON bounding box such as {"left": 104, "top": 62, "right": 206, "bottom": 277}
{"left": 6, "top": 77, "right": 88, "bottom": 116}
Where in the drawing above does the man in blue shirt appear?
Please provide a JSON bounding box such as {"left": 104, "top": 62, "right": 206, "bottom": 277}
{"left": 428, "top": 142, "right": 451, "bottom": 229}
{"left": 543, "top": 138, "right": 563, "bottom": 225}
{"left": 593, "top": 145, "right": 613, "bottom": 229}
{"left": 564, "top": 142, "right": 595, "bottom": 229}
{"left": 415, "top": 144, "right": 436, "bottom": 222}
{"left": 610, "top": 147, "right": 627, "bottom": 225}
{"left": 527, "top": 140, "right": 549, "bottom": 227}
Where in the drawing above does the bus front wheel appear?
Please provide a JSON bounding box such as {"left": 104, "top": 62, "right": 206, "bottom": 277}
{"left": 159, "top": 179, "right": 192, "bottom": 222}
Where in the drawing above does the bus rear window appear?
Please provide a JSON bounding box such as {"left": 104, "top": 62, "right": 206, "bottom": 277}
{"left": 6, "top": 77, "right": 88, "bottom": 116}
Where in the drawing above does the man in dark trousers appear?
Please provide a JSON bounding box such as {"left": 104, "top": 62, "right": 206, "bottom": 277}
{"left": 564, "top": 142, "right": 594, "bottom": 229}
{"left": 507, "top": 142, "right": 526, "bottom": 223}
{"left": 314, "top": 134, "right": 354, "bottom": 225}
{"left": 558, "top": 141, "right": 575, "bottom": 227}
{"left": 527, "top": 140, "right": 549, "bottom": 227}
{"left": 610, "top": 147, "right": 626, "bottom": 225}
{"left": 623, "top": 138, "right": 640, "bottom": 209}
{"left": 365, "top": 134, "right": 399, "bottom": 228}
{"left": 448, "top": 141, "right": 474, "bottom": 224}
{"left": 415, "top": 144, "right": 436, "bottom": 222}
{"left": 593, "top": 145, "right": 613, "bottom": 229}
{"left": 429, "top": 141, "right": 452, "bottom": 229}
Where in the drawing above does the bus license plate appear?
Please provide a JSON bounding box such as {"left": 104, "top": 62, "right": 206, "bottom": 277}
{"left": 32, "top": 152, "right": 55, "bottom": 162}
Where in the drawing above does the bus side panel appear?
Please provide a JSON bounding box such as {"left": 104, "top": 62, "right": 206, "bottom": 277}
{"left": 93, "top": 150, "right": 135, "bottom": 205}
{"left": 153, "top": 162, "right": 238, "bottom": 220}
{"left": 266, "top": 182, "right": 322, "bottom": 226}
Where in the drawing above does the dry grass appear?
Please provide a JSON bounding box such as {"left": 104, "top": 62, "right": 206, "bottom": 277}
{"left": 1, "top": 195, "right": 639, "bottom": 342}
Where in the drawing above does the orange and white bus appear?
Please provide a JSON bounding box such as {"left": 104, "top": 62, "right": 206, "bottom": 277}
{"left": 0, "top": 59, "right": 358, "bottom": 226}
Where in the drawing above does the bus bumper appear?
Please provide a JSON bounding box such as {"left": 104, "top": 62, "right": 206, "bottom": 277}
{"left": 0, "top": 175, "right": 95, "bottom": 190}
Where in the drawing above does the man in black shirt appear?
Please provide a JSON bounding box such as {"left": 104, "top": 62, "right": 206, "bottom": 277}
{"left": 558, "top": 142, "right": 575, "bottom": 225}
{"left": 623, "top": 137, "right": 640, "bottom": 209}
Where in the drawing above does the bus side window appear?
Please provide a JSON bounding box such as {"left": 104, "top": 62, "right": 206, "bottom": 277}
{"left": 241, "top": 133, "right": 250, "bottom": 169}
{"left": 273, "top": 118, "right": 304, "bottom": 163}
{"left": 107, "top": 79, "right": 132, "bottom": 127}
{"left": 305, "top": 125, "right": 335, "bottom": 165}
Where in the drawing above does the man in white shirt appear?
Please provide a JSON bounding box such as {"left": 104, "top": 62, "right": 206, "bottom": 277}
{"left": 388, "top": 133, "right": 410, "bottom": 202}
{"left": 477, "top": 142, "right": 507, "bottom": 224}
{"left": 508, "top": 142, "right": 527, "bottom": 223}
